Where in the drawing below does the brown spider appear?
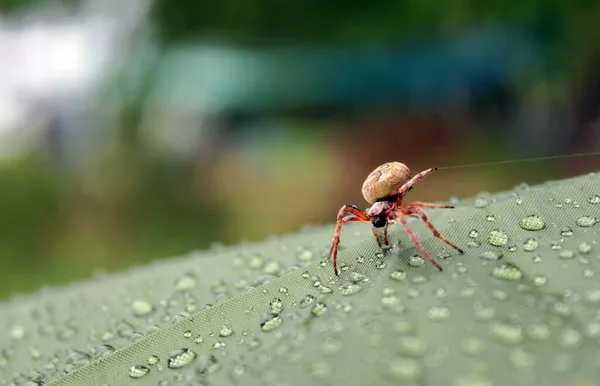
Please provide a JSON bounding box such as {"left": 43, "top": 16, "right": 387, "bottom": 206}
{"left": 328, "top": 162, "right": 464, "bottom": 275}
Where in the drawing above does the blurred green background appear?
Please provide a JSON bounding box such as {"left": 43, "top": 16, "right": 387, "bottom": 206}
{"left": 0, "top": 0, "right": 599, "bottom": 300}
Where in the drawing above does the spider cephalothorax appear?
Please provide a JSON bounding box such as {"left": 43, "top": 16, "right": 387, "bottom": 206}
{"left": 327, "top": 162, "right": 463, "bottom": 275}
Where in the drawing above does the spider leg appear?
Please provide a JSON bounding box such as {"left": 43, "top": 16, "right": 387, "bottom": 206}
{"left": 372, "top": 227, "right": 382, "bottom": 247}
{"left": 383, "top": 221, "right": 390, "bottom": 245}
{"left": 391, "top": 210, "right": 443, "bottom": 271}
{"left": 402, "top": 206, "right": 464, "bottom": 254}
{"left": 403, "top": 201, "right": 455, "bottom": 209}
{"left": 328, "top": 205, "right": 370, "bottom": 275}
{"left": 396, "top": 167, "right": 438, "bottom": 201}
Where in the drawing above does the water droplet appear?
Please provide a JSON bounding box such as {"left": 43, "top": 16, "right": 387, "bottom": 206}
{"left": 131, "top": 300, "right": 154, "bottom": 317}
{"left": 260, "top": 314, "right": 283, "bottom": 332}
{"left": 560, "top": 227, "right": 574, "bottom": 237}
{"left": 480, "top": 249, "right": 503, "bottom": 261}
{"left": 588, "top": 195, "right": 600, "bottom": 204}
{"left": 167, "top": 348, "right": 197, "bottom": 369}
{"left": 408, "top": 255, "right": 425, "bottom": 267}
{"left": 559, "top": 328, "right": 582, "bottom": 348}
{"left": 389, "top": 357, "right": 422, "bottom": 380}
{"left": 468, "top": 229, "right": 479, "bottom": 238}
{"left": 269, "top": 298, "right": 284, "bottom": 314}
{"left": 399, "top": 336, "right": 427, "bottom": 357}
{"left": 147, "top": 355, "right": 160, "bottom": 365}
{"left": 9, "top": 325, "right": 25, "bottom": 340}
{"left": 507, "top": 244, "right": 517, "bottom": 252}
{"left": 461, "top": 337, "right": 485, "bottom": 354}
{"left": 515, "top": 198, "right": 523, "bottom": 205}
{"left": 485, "top": 214, "right": 496, "bottom": 222}
{"left": 520, "top": 215, "right": 546, "bottom": 231}
{"left": 427, "top": 306, "right": 450, "bottom": 321}
{"left": 576, "top": 216, "right": 598, "bottom": 227}
{"left": 297, "top": 249, "right": 313, "bottom": 261}
{"left": 510, "top": 348, "right": 535, "bottom": 369}
{"left": 339, "top": 283, "right": 362, "bottom": 296}
{"left": 311, "top": 303, "right": 328, "bottom": 316}
{"left": 349, "top": 271, "right": 368, "bottom": 283}
{"left": 390, "top": 270, "right": 407, "bottom": 281}
{"left": 219, "top": 326, "right": 234, "bottom": 337}
{"left": 488, "top": 230, "right": 508, "bottom": 247}
{"left": 474, "top": 198, "right": 489, "bottom": 208}
{"left": 558, "top": 249, "right": 575, "bottom": 260}
{"left": 523, "top": 238, "right": 538, "bottom": 251}
{"left": 492, "top": 263, "right": 523, "bottom": 281}
{"left": 467, "top": 240, "right": 481, "bottom": 248}
{"left": 174, "top": 274, "right": 197, "bottom": 292}
{"left": 128, "top": 365, "right": 150, "bottom": 378}
{"left": 526, "top": 323, "right": 551, "bottom": 341}
{"left": 375, "top": 260, "right": 386, "bottom": 270}
{"left": 532, "top": 275, "right": 547, "bottom": 287}
{"left": 298, "top": 294, "right": 316, "bottom": 308}
{"left": 489, "top": 322, "right": 524, "bottom": 344}
{"left": 578, "top": 242, "right": 593, "bottom": 254}
{"left": 585, "top": 288, "right": 600, "bottom": 303}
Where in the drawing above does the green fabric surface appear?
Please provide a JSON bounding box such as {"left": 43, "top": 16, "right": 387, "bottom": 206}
{"left": 1, "top": 172, "right": 599, "bottom": 385}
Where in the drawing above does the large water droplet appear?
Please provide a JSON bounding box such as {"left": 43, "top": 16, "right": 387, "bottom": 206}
{"left": 311, "top": 303, "right": 328, "bottom": 316}
{"left": 491, "top": 263, "right": 523, "bottom": 281}
{"left": 219, "top": 326, "right": 234, "bottom": 337}
{"left": 558, "top": 249, "right": 575, "bottom": 260}
{"left": 488, "top": 230, "right": 508, "bottom": 247}
{"left": 578, "top": 242, "right": 593, "bottom": 254}
{"left": 474, "top": 198, "right": 489, "bottom": 208}
{"left": 520, "top": 215, "right": 545, "bottom": 231}
{"left": 167, "top": 348, "right": 197, "bottom": 369}
{"left": 576, "top": 216, "right": 598, "bottom": 227}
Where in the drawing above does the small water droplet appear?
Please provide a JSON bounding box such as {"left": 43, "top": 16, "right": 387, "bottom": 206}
{"left": 526, "top": 323, "right": 551, "bottom": 341}
{"left": 408, "top": 255, "right": 425, "bottom": 267}
{"left": 131, "top": 300, "right": 154, "bottom": 317}
{"left": 461, "top": 337, "right": 485, "bottom": 354}
{"left": 260, "top": 314, "right": 283, "bottom": 332}
{"left": 510, "top": 348, "right": 535, "bottom": 369}
{"left": 588, "top": 195, "right": 600, "bottom": 204}
{"left": 488, "top": 230, "right": 508, "bottom": 247}
{"left": 299, "top": 294, "right": 316, "bottom": 308}
{"left": 533, "top": 275, "right": 547, "bottom": 287}
{"left": 311, "top": 303, "right": 328, "bottom": 316}
{"left": 480, "top": 249, "right": 503, "bottom": 261}
{"left": 468, "top": 229, "right": 479, "bottom": 238}
{"left": 491, "top": 263, "right": 523, "bottom": 281}
{"left": 485, "top": 214, "right": 496, "bottom": 222}
{"left": 578, "top": 242, "right": 593, "bottom": 254}
{"left": 559, "top": 328, "right": 582, "bottom": 348}
{"left": 576, "top": 216, "right": 598, "bottom": 227}
{"left": 515, "top": 198, "right": 523, "bottom": 205}
{"left": 219, "top": 326, "right": 234, "bottom": 337}
{"left": 269, "top": 298, "right": 284, "bottom": 314}
{"left": 427, "top": 306, "right": 450, "bottom": 321}
{"left": 520, "top": 215, "right": 546, "bottom": 231}
{"left": 167, "top": 348, "right": 197, "bottom": 369}
{"left": 489, "top": 322, "right": 524, "bottom": 344}
{"left": 474, "top": 198, "right": 489, "bottom": 208}
{"left": 297, "top": 249, "right": 313, "bottom": 261}
{"left": 390, "top": 270, "right": 407, "bottom": 281}
{"left": 128, "top": 365, "right": 150, "bottom": 378}
{"left": 174, "top": 274, "right": 197, "bottom": 292}
{"left": 389, "top": 357, "right": 422, "bottom": 380}
{"left": 147, "top": 355, "right": 160, "bottom": 365}
{"left": 560, "top": 227, "right": 574, "bottom": 237}
{"left": 467, "top": 240, "right": 481, "bottom": 248}
{"left": 558, "top": 250, "right": 575, "bottom": 260}
{"left": 523, "top": 238, "right": 538, "bottom": 251}
{"left": 507, "top": 245, "right": 517, "bottom": 252}
{"left": 349, "top": 271, "right": 368, "bottom": 283}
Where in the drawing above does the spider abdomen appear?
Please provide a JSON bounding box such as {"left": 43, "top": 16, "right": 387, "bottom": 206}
{"left": 361, "top": 162, "right": 411, "bottom": 204}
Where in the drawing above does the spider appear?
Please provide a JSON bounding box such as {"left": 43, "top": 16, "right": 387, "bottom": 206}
{"left": 328, "top": 162, "right": 464, "bottom": 275}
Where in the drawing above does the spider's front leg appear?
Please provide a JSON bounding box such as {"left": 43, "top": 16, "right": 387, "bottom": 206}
{"left": 328, "top": 205, "right": 370, "bottom": 275}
